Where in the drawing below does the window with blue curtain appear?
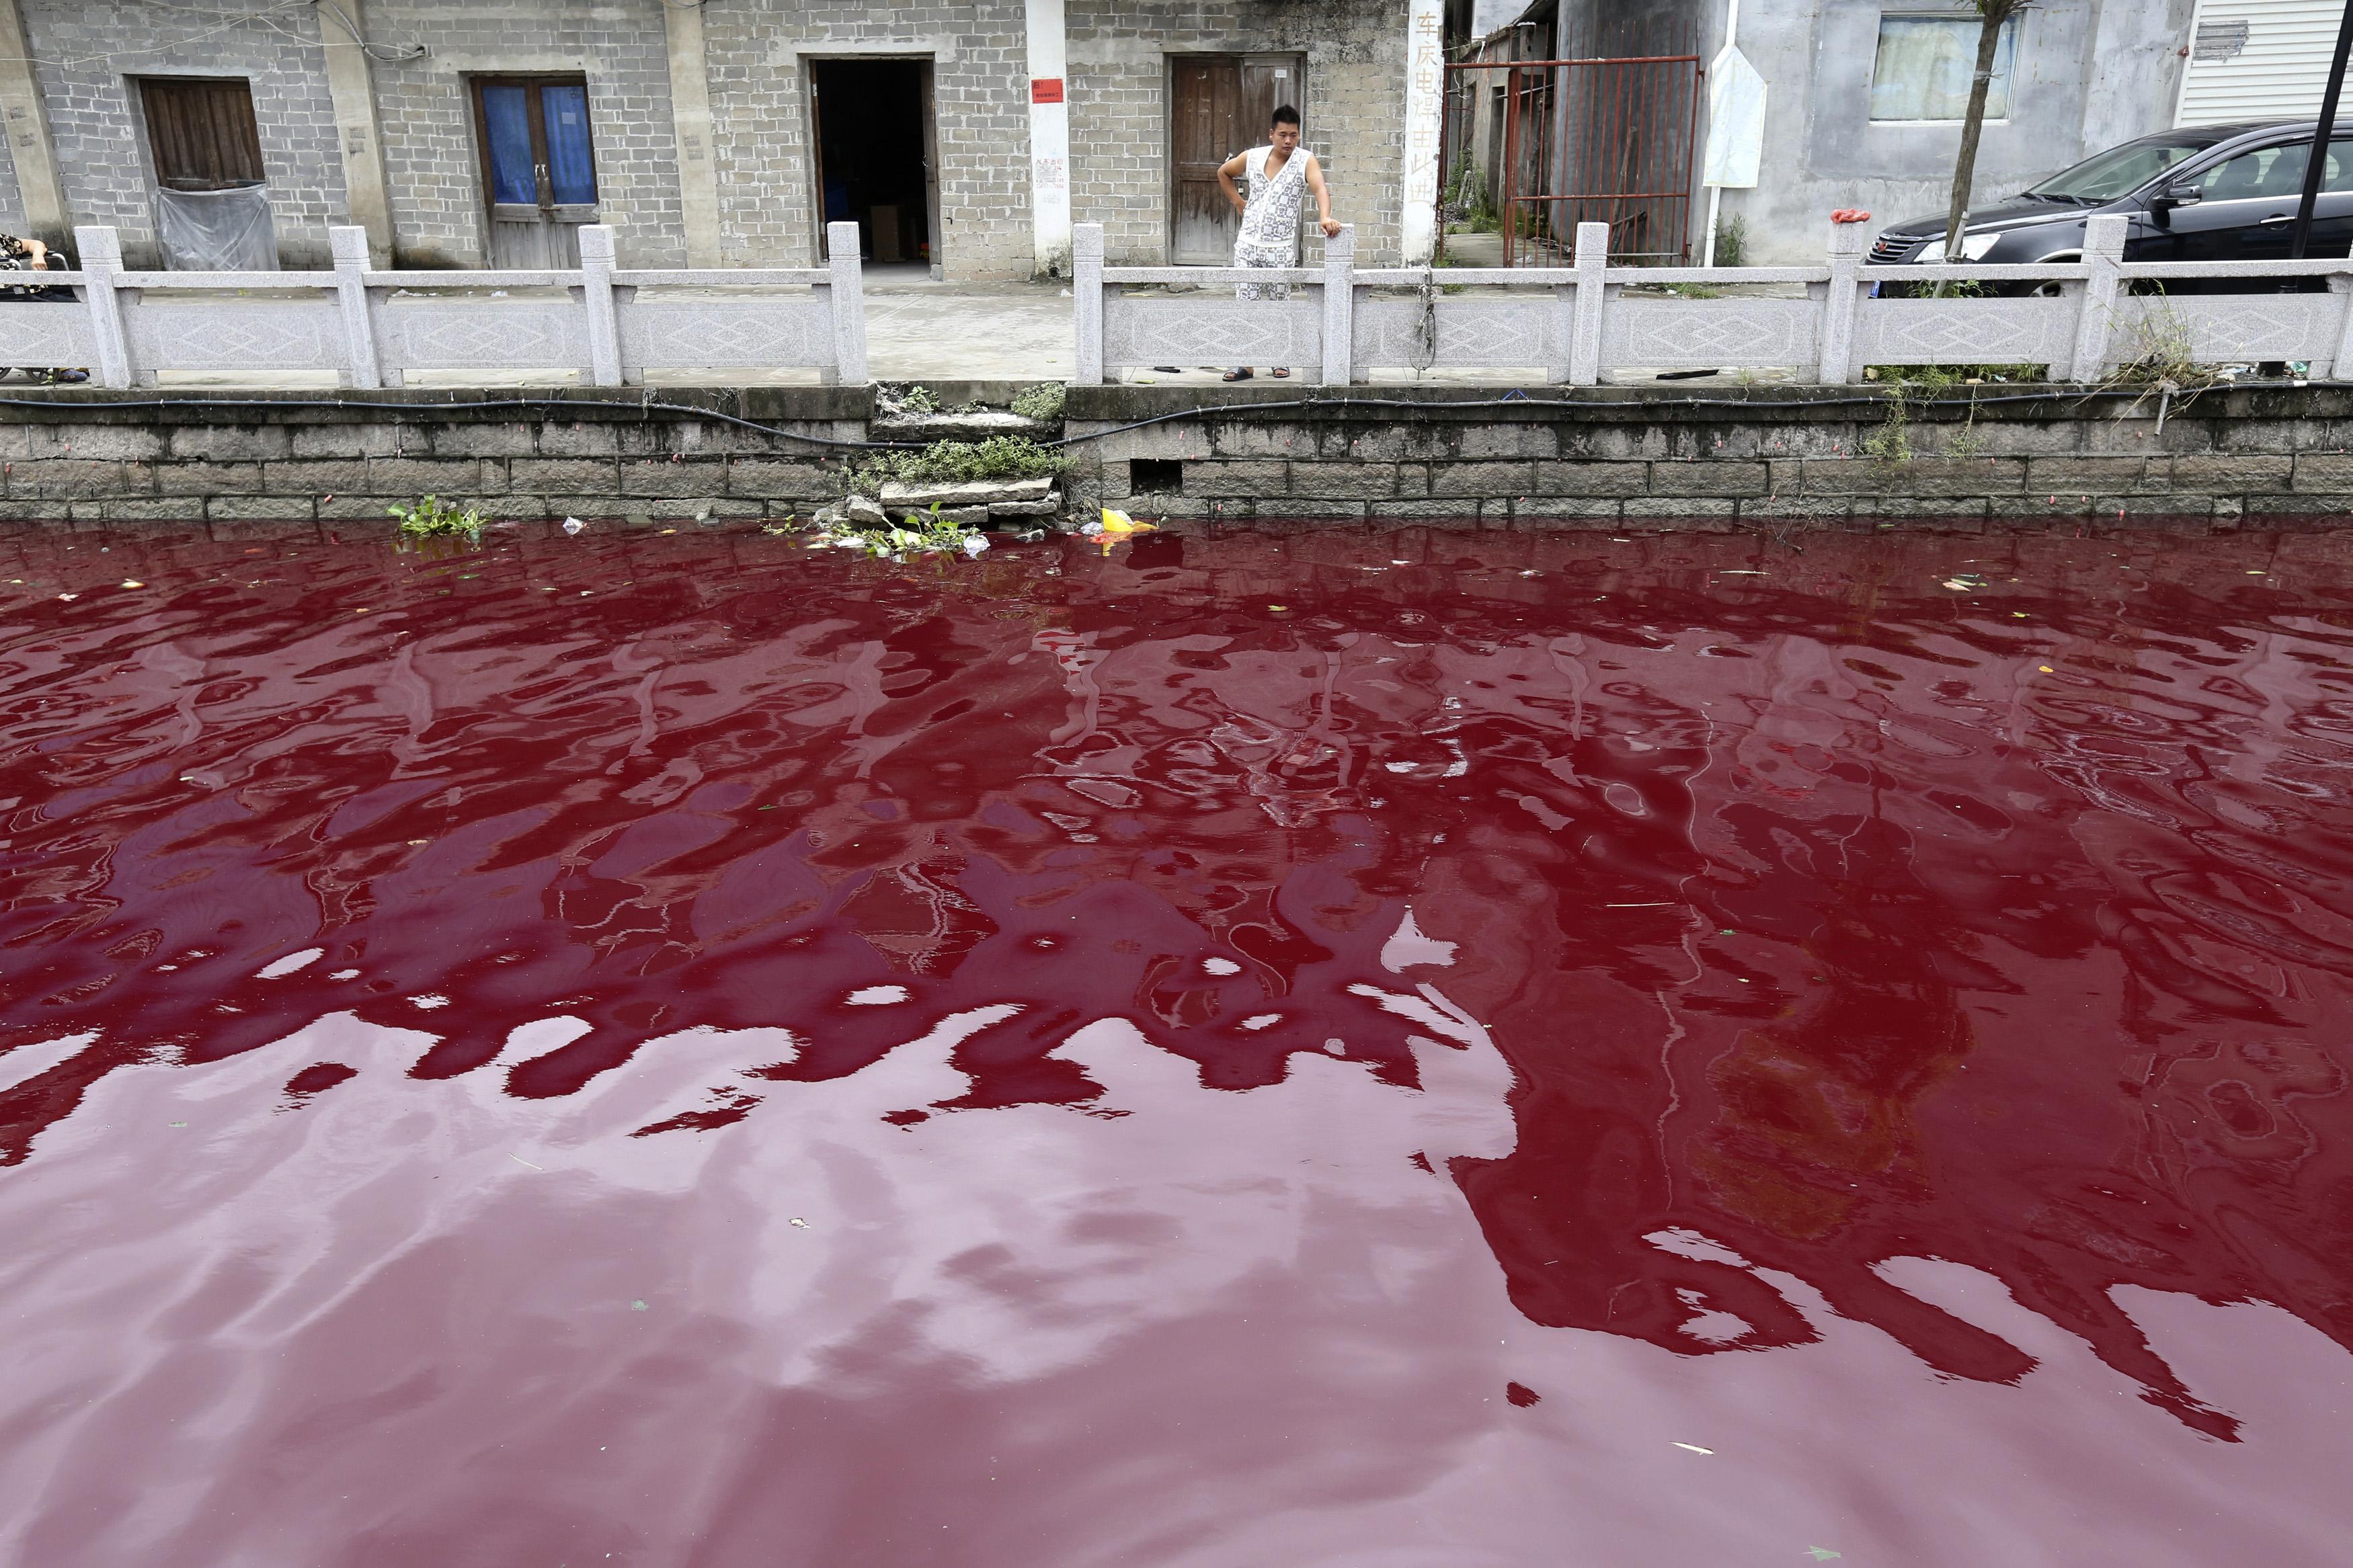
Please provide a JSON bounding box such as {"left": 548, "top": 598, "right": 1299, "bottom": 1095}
{"left": 481, "top": 83, "right": 536, "bottom": 205}
{"left": 542, "top": 83, "right": 596, "bottom": 206}
{"left": 474, "top": 77, "right": 598, "bottom": 210}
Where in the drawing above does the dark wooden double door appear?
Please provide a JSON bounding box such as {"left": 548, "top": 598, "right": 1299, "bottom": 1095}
{"left": 1170, "top": 54, "right": 1306, "bottom": 264}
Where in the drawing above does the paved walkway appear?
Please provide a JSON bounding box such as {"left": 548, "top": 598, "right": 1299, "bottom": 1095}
{"left": 132, "top": 271, "right": 1801, "bottom": 392}
{"left": 865, "top": 274, "right": 1070, "bottom": 383}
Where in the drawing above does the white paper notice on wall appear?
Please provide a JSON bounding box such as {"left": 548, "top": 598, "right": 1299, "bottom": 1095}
{"left": 1704, "top": 45, "right": 1766, "bottom": 189}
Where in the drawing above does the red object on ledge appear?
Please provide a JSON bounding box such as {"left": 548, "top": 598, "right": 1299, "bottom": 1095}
{"left": 1831, "top": 208, "right": 1872, "bottom": 224}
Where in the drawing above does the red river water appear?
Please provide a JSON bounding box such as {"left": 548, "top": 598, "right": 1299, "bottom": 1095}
{"left": 2, "top": 520, "right": 2350, "bottom": 1566}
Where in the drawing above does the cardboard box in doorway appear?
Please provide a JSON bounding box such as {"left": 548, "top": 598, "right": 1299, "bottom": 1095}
{"left": 873, "top": 206, "right": 902, "bottom": 263}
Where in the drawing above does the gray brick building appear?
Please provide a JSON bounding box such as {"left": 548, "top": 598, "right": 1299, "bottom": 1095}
{"left": 0, "top": 0, "right": 1440, "bottom": 278}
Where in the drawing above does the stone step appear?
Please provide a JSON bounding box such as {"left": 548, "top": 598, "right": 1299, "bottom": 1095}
{"left": 871, "top": 409, "right": 1058, "bottom": 444}
{"left": 881, "top": 475, "right": 1058, "bottom": 509}
{"left": 928, "top": 492, "right": 1060, "bottom": 526}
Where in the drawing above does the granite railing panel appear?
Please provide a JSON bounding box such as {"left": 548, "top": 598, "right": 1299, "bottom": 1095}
{"left": 0, "top": 276, "right": 101, "bottom": 372}
{"left": 16, "top": 222, "right": 869, "bottom": 389}
{"left": 1072, "top": 216, "right": 2353, "bottom": 387}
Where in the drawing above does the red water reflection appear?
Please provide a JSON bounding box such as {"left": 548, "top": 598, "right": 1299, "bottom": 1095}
{"left": 3, "top": 520, "right": 2350, "bottom": 1565}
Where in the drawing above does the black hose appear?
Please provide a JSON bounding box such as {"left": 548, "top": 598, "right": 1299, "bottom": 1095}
{"left": 0, "top": 380, "right": 2315, "bottom": 456}
{"left": 0, "top": 393, "right": 924, "bottom": 451}
{"left": 1045, "top": 382, "right": 2312, "bottom": 445}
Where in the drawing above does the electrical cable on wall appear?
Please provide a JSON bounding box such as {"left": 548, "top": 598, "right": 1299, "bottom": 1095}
{"left": 312, "top": 0, "right": 428, "bottom": 63}
{"left": 0, "top": 385, "right": 2297, "bottom": 454}
{"left": 0, "top": 1, "right": 426, "bottom": 69}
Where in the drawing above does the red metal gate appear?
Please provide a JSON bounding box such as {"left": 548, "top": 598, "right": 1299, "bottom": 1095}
{"left": 1437, "top": 54, "right": 1702, "bottom": 267}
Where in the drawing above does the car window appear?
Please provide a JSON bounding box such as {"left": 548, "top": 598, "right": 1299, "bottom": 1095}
{"left": 2196, "top": 140, "right": 2353, "bottom": 200}
{"left": 2027, "top": 136, "right": 2214, "bottom": 201}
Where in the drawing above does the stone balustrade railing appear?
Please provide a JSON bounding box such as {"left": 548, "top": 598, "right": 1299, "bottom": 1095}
{"left": 0, "top": 221, "right": 869, "bottom": 390}
{"left": 1073, "top": 216, "right": 2353, "bottom": 386}
{"left": 7, "top": 214, "right": 2350, "bottom": 393}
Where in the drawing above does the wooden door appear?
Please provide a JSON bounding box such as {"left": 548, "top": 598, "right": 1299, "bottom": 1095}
{"left": 1170, "top": 54, "right": 1306, "bottom": 263}
{"left": 138, "top": 77, "right": 265, "bottom": 190}
{"left": 920, "top": 63, "right": 942, "bottom": 277}
{"left": 1170, "top": 58, "right": 1238, "bottom": 264}
{"left": 473, "top": 75, "right": 599, "bottom": 268}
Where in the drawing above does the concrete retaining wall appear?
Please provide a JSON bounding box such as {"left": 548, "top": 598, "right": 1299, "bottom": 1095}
{"left": 1062, "top": 384, "right": 2353, "bottom": 528}
{"left": 0, "top": 388, "right": 869, "bottom": 524}
{"left": 7, "top": 383, "right": 2353, "bottom": 529}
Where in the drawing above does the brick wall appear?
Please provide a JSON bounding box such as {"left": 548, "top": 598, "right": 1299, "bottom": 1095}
{"left": 22, "top": 0, "right": 348, "bottom": 267}
{"left": 1068, "top": 0, "right": 1407, "bottom": 267}
{"left": 9, "top": 1, "right": 1409, "bottom": 278}
{"left": 366, "top": 1, "right": 685, "bottom": 268}
{"left": 702, "top": 0, "right": 1035, "bottom": 281}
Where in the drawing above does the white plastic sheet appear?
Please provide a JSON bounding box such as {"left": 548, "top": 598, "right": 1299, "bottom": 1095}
{"left": 154, "top": 184, "right": 279, "bottom": 272}
{"left": 1703, "top": 46, "right": 1767, "bottom": 190}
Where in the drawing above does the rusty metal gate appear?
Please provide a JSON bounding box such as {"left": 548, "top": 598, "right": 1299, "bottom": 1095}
{"left": 1436, "top": 53, "right": 1702, "bottom": 267}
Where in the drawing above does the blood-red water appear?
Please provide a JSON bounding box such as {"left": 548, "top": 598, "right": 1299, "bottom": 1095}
{"left": 3, "top": 520, "right": 2351, "bottom": 1566}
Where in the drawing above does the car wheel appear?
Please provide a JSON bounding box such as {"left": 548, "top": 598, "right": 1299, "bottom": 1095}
{"left": 2005, "top": 253, "right": 2080, "bottom": 298}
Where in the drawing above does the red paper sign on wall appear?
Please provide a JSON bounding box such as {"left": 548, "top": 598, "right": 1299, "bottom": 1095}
{"left": 1032, "top": 78, "right": 1065, "bottom": 104}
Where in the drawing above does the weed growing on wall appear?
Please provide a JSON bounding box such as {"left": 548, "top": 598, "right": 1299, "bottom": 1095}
{"left": 1859, "top": 364, "right": 2044, "bottom": 464}
{"left": 2102, "top": 294, "right": 2227, "bottom": 414}
{"left": 1010, "top": 382, "right": 1066, "bottom": 421}
{"left": 851, "top": 436, "right": 1073, "bottom": 492}
{"left": 1714, "top": 214, "right": 1748, "bottom": 269}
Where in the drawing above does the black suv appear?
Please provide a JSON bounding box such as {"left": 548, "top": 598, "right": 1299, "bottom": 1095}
{"left": 1871, "top": 121, "right": 2353, "bottom": 284}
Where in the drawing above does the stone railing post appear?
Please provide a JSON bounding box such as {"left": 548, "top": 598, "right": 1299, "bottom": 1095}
{"left": 578, "top": 224, "right": 623, "bottom": 386}
{"left": 1568, "top": 220, "right": 1607, "bottom": 386}
{"left": 1322, "top": 222, "right": 1355, "bottom": 385}
{"left": 1073, "top": 221, "right": 1104, "bottom": 385}
{"left": 2329, "top": 239, "right": 2353, "bottom": 381}
{"left": 1817, "top": 217, "right": 1865, "bottom": 384}
{"left": 826, "top": 220, "right": 868, "bottom": 386}
{"left": 2067, "top": 214, "right": 2126, "bottom": 384}
{"left": 329, "top": 224, "right": 381, "bottom": 389}
{"left": 73, "top": 225, "right": 132, "bottom": 389}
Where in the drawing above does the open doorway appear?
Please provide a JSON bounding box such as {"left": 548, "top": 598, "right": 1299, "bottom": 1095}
{"left": 809, "top": 58, "right": 939, "bottom": 276}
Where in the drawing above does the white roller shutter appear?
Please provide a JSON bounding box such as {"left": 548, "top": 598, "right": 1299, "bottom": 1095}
{"left": 2174, "top": 0, "right": 2346, "bottom": 126}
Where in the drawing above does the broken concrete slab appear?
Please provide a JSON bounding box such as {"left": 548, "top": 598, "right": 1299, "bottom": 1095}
{"left": 880, "top": 475, "right": 1058, "bottom": 509}
{"left": 988, "top": 493, "right": 1062, "bottom": 518}
{"left": 873, "top": 409, "right": 1060, "bottom": 444}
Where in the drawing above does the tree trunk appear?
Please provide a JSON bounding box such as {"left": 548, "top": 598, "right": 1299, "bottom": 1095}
{"left": 1940, "top": 6, "right": 2009, "bottom": 270}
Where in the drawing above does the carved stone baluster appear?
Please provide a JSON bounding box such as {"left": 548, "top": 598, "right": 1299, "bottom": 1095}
{"left": 73, "top": 225, "right": 132, "bottom": 389}
{"left": 826, "top": 220, "right": 867, "bottom": 386}
{"left": 1073, "top": 222, "right": 1105, "bottom": 386}
{"left": 1568, "top": 221, "right": 1607, "bottom": 386}
{"left": 2065, "top": 215, "right": 2126, "bottom": 384}
{"left": 1817, "top": 218, "right": 1865, "bottom": 384}
{"left": 578, "top": 225, "right": 623, "bottom": 387}
{"left": 329, "top": 225, "right": 381, "bottom": 389}
{"left": 1322, "top": 223, "right": 1354, "bottom": 386}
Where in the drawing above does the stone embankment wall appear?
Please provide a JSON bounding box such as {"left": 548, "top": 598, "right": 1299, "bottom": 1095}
{"left": 5, "top": 384, "right": 2353, "bottom": 528}
{"left": 1063, "top": 385, "right": 2353, "bottom": 530}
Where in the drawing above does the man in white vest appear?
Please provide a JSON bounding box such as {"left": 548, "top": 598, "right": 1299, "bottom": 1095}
{"left": 1214, "top": 104, "right": 1341, "bottom": 381}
